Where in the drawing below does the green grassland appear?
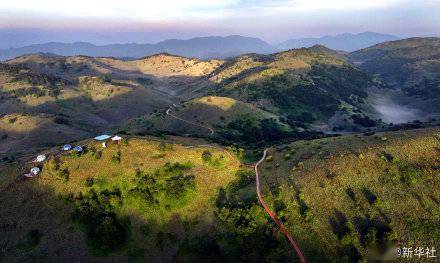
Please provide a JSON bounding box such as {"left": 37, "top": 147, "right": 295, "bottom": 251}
{"left": 129, "top": 96, "right": 294, "bottom": 146}
{"left": 0, "top": 137, "right": 246, "bottom": 261}
{"left": 1, "top": 125, "right": 439, "bottom": 262}
{"left": 0, "top": 134, "right": 300, "bottom": 262}
{"left": 259, "top": 127, "right": 440, "bottom": 261}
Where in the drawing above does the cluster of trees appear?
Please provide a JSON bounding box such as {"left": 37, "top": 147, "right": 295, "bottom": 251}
{"left": 173, "top": 169, "right": 292, "bottom": 261}
{"left": 6, "top": 87, "right": 47, "bottom": 98}
{"left": 352, "top": 114, "right": 377, "bottom": 127}
{"left": 9, "top": 69, "right": 65, "bottom": 97}
{"left": 130, "top": 162, "right": 195, "bottom": 204}
{"left": 220, "top": 114, "right": 289, "bottom": 145}
{"left": 403, "top": 76, "right": 440, "bottom": 100}
{"left": 71, "top": 188, "right": 129, "bottom": 252}
{"left": 229, "top": 63, "right": 372, "bottom": 120}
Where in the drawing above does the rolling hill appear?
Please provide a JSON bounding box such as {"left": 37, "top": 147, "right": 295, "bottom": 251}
{"left": 128, "top": 96, "right": 292, "bottom": 144}
{"left": 208, "top": 48, "right": 380, "bottom": 134}
{"left": 2, "top": 47, "right": 387, "bottom": 155}
{"left": 0, "top": 37, "right": 439, "bottom": 262}
{"left": 349, "top": 37, "right": 440, "bottom": 114}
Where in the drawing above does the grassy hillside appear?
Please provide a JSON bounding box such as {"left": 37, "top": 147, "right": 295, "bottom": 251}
{"left": 258, "top": 127, "right": 440, "bottom": 261}
{"left": 128, "top": 96, "right": 295, "bottom": 146}
{"left": 0, "top": 62, "right": 176, "bottom": 156}
{"left": 7, "top": 53, "right": 223, "bottom": 97}
{"left": 0, "top": 135, "right": 301, "bottom": 262}
{"left": 349, "top": 37, "right": 440, "bottom": 112}
{"left": 210, "top": 48, "right": 378, "bottom": 131}
{"left": 0, "top": 137, "right": 227, "bottom": 261}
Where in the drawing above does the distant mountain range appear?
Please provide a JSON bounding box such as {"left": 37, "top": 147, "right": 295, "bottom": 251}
{"left": 278, "top": 32, "right": 400, "bottom": 52}
{"left": 0, "top": 35, "right": 274, "bottom": 61}
{"left": 0, "top": 32, "right": 402, "bottom": 61}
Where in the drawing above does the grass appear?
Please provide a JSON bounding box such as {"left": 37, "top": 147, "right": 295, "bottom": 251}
{"left": 0, "top": 137, "right": 241, "bottom": 261}
{"left": 259, "top": 127, "right": 440, "bottom": 261}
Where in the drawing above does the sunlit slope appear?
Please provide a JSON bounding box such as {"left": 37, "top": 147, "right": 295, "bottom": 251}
{"left": 209, "top": 48, "right": 378, "bottom": 130}
{"left": 127, "top": 96, "right": 292, "bottom": 144}
{"left": 258, "top": 127, "right": 440, "bottom": 261}
{"left": 0, "top": 63, "right": 175, "bottom": 156}
{"left": 0, "top": 137, "right": 241, "bottom": 262}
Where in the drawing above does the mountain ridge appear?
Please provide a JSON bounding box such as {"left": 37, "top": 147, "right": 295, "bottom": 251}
{"left": 0, "top": 32, "right": 405, "bottom": 61}
{"left": 279, "top": 32, "right": 400, "bottom": 52}
{"left": 0, "top": 35, "right": 275, "bottom": 61}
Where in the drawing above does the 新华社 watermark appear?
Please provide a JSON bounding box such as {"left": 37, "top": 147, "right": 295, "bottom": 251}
{"left": 397, "top": 247, "right": 437, "bottom": 259}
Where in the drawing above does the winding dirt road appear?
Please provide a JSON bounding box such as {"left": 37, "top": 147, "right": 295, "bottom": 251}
{"left": 255, "top": 149, "right": 307, "bottom": 263}
{"left": 166, "top": 107, "right": 215, "bottom": 135}
{"left": 164, "top": 106, "right": 306, "bottom": 261}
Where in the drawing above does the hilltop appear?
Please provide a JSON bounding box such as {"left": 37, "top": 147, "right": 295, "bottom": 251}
{"left": 0, "top": 135, "right": 301, "bottom": 261}
{"left": 208, "top": 48, "right": 379, "bottom": 134}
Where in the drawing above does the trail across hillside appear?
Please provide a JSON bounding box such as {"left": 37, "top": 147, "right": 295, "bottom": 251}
{"left": 255, "top": 149, "right": 307, "bottom": 263}
{"left": 166, "top": 106, "right": 215, "bottom": 135}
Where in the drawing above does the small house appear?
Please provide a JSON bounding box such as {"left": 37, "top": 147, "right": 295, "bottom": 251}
{"left": 111, "top": 136, "right": 122, "bottom": 144}
{"left": 36, "top": 154, "right": 46, "bottom": 162}
{"left": 62, "top": 144, "right": 72, "bottom": 151}
{"left": 94, "top": 135, "right": 111, "bottom": 141}
{"left": 73, "top": 146, "right": 83, "bottom": 152}
{"left": 25, "top": 167, "right": 41, "bottom": 178}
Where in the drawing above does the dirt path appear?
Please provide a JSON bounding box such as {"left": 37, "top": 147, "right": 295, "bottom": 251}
{"left": 166, "top": 107, "right": 215, "bottom": 135}
{"left": 255, "top": 149, "right": 307, "bottom": 263}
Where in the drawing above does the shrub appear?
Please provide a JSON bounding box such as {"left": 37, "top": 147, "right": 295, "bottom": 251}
{"left": 151, "top": 152, "right": 166, "bottom": 159}
{"left": 158, "top": 142, "right": 173, "bottom": 151}
{"left": 352, "top": 114, "right": 376, "bottom": 127}
{"left": 130, "top": 162, "right": 195, "bottom": 203}
{"left": 379, "top": 152, "right": 394, "bottom": 162}
{"left": 54, "top": 116, "right": 70, "bottom": 125}
{"left": 58, "top": 167, "right": 70, "bottom": 181}
{"left": 94, "top": 150, "right": 102, "bottom": 160}
{"left": 111, "top": 150, "right": 121, "bottom": 163}
{"left": 201, "top": 150, "right": 213, "bottom": 163}
{"left": 265, "top": 155, "right": 273, "bottom": 162}
{"left": 8, "top": 117, "right": 17, "bottom": 124}
{"left": 85, "top": 178, "right": 94, "bottom": 187}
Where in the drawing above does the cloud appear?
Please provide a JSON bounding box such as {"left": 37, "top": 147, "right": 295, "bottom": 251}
{"left": 0, "top": 0, "right": 237, "bottom": 20}
{"left": 0, "top": 0, "right": 411, "bottom": 20}
{"left": 0, "top": 0, "right": 438, "bottom": 41}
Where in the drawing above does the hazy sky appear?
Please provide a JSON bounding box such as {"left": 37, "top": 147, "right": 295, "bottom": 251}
{"left": 0, "top": 0, "right": 439, "bottom": 44}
